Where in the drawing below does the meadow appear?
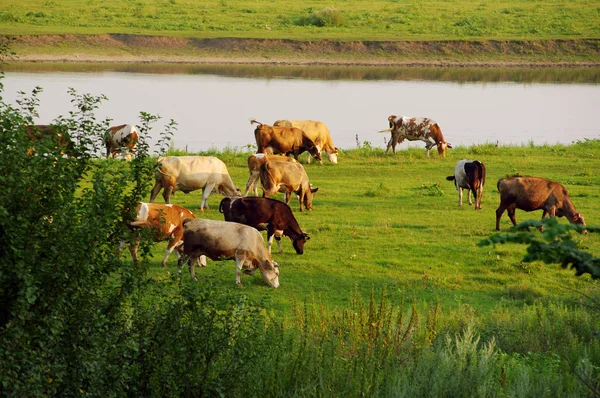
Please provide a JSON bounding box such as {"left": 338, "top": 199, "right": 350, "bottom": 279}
{"left": 148, "top": 142, "right": 600, "bottom": 318}
{"left": 1, "top": 0, "right": 598, "bottom": 41}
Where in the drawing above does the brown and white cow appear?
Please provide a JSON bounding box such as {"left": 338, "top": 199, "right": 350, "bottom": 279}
{"left": 125, "top": 203, "right": 197, "bottom": 267}
{"left": 259, "top": 159, "right": 318, "bottom": 212}
{"left": 149, "top": 156, "right": 241, "bottom": 210}
{"left": 244, "top": 153, "right": 297, "bottom": 196}
{"left": 251, "top": 119, "right": 322, "bottom": 162}
{"left": 446, "top": 159, "right": 486, "bottom": 210}
{"left": 495, "top": 177, "right": 586, "bottom": 232}
{"left": 379, "top": 116, "right": 452, "bottom": 157}
{"left": 219, "top": 196, "right": 310, "bottom": 254}
{"left": 181, "top": 218, "right": 280, "bottom": 287}
{"left": 105, "top": 124, "right": 139, "bottom": 161}
{"left": 273, "top": 120, "right": 338, "bottom": 164}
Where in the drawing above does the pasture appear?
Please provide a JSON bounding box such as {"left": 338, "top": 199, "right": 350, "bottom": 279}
{"left": 146, "top": 141, "right": 600, "bottom": 318}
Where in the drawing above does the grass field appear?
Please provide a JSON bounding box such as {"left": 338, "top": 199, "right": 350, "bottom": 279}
{"left": 1, "top": 0, "right": 599, "bottom": 41}
{"left": 141, "top": 142, "right": 600, "bottom": 322}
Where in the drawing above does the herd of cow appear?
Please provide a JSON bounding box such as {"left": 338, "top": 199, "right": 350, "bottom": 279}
{"left": 29, "top": 116, "right": 588, "bottom": 288}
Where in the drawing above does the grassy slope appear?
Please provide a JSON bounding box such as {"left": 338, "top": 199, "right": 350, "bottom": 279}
{"left": 142, "top": 142, "right": 600, "bottom": 321}
{"left": 1, "top": 0, "right": 599, "bottom": 63}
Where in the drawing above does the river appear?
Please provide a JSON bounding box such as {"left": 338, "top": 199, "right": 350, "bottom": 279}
{"left": 2, "top": 63, "right": 599, "bottom": 152}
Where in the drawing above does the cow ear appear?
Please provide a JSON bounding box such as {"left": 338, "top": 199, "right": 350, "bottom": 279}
{"left": 573, "top": 214, "right": 579, "bottom": 222}
{"left": 304, "top": 233, "right": 311, "bottom": 240}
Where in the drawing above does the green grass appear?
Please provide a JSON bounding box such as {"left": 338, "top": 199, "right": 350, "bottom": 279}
{"left": 1, "top": 0, "right": 598, "bottom": 41}
{"left": 137, "top": 141, "right": 600, "bottom": 321}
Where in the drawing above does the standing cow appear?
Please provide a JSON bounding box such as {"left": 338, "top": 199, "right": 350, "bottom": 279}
{"left": 105, "top": 124, "right": 139, "bottom": 161}
{"left": 243, "top": 153, "right": 297, "bottom": 196}
{"left": 149, "top": 156, "right": 241, "bottom": 210}
{"left": 124, "top": 203, "right": 197, "bottom": 267}
{"left": 446, "top": 159, "right": 486, "bottom": 210}
{"left": 181, "top": 218, "right": 280, "bottom": 287}
{"left": 273, "top": 120, "right": 338, "bottom": 164}
{"left": 379, "top": 115, "right": 452, "bottom": 157}
{"left": 259, "top": 159, "right": 318, "bottom": 212}
{"left": 251, "top": 120, "right": 322, "bottom": 162}
{"left": 495, "top": 176, "right": 586, "bottom": 231}
{"left": 219, "top": 196, "right": 310, "bottom": 254}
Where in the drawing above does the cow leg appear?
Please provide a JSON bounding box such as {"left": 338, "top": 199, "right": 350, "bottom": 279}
{"left": 188, "top": 256, "right": 199, "bottom": 282}
{"left": 507, "top": 206, "right": 518, "bottom": 226}
{"left": 275, "top": 230, "right": 284, "bottom": 254}
{"left": 128, "top": 236, "right": 140, "bottom": 262}
{"left": 162, "top": 185, "right": 174, "bottom": 204}
{"left": 267, "top": 233, "right": 275, "bottom": 254}
{"left": 234, "top": 254, "right": 247, "bottom": 286}
{"left": 149, "top": 181, "right": 163, "bottom": 203}
{"left": 495, "top": 206, "right": 506, "bottom": 231}
{"left": 458, "top": 188, "right": 463, "bottom": 207}
{"left": 200, "top": 183, "right": 215, "bottom": 210}
{"left": 244, "top": 172, "right": 259, "bottom": 196}
{"left": 163, "top": 239, "right": 183, "bottom": 268}
{"left": 467, "top": 189, "right": 473, "bottom": 206}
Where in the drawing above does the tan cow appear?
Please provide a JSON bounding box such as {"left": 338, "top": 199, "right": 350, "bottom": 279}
{"left": 259, "top": 159, "right": 318, "bottom": 212}
{"left": 273, "top": 120, "right": 338, "bottom": 164}
{"left": 105, "top": 124, "right": 139, "bottom": 161}
{"left": 181, "top": 218, "right": 280, "bottom": 287}
{"left": 379, "top": 115, "right": 452, "bottom": 157}
{"left": 495, "top": 177, "right": 586, "bottom": 232}
{"left": 244, "top": 153, "right": 297, "bottom": 196}
{"left": 149, "top": 156, "right": 241, "bottom": 210}
{"left": 125, "top": 203, "right": 198, "bottom": 267}
{"left": 251, "top": 120, "right": 322, "bottom": 162}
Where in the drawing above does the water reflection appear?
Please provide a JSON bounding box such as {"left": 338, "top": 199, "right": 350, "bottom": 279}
{"left": 4, "top": 62, "right": 600, "bottom": 84}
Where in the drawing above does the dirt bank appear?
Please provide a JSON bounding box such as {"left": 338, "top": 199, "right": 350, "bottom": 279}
{"left": 7, "top": 34, "right": 600, "bottom": 67}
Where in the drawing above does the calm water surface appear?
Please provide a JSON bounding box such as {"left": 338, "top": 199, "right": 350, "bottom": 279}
{"left": 2, "top": 64, "right": 599, "bottom": 152}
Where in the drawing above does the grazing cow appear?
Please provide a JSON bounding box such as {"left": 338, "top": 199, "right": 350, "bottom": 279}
{"left": 379, "top": 115, "right": 452, "bottom": 157}
{"left": 273, "top": 120, "right": 338, "bottom": 164}
{"left": 251, "top": 119, "right": 322, "bottom": 162}
{"left": 25, "top": 124, "right": 73, "bottom": 156}
{"left": 105, "top": 124, "right": 139, "bottom": 161}
{"left": 446, "top": 159, "right": 486, "bottom": 210}
{"left": 495, "top": 177, "right": 586, "bottom": 232}
{"left": 181, "top": 218, "right": 280, "bottom": 287}
{"left": 244, "top": 153, "right": 297, "bottom": 196}
{"left": 259, "top": 159, "right": 318, "bottom": 212}
{"left": 125, "top": 203, "right": 197, "bottom": 267}
{"left": 219, "top": 196, "right": 310, "bottom": 254}
{"left": 149, "top": 156, "right": 241, "bottom": 210}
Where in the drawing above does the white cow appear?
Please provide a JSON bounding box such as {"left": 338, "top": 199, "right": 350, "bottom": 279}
{"left": 149, "top": 156, "right": 241, "bottom": 210}
{"left": 181, "top": 218, "right": 280, "bottom": 287}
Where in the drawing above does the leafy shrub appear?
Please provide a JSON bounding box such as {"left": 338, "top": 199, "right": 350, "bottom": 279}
{"left": 294, "top": 7, "right": 347, "bottom": 27}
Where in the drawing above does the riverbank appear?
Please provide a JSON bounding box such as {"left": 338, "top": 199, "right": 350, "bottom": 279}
{"left": 6, "top": 35, "right": 600, "bottom": 67}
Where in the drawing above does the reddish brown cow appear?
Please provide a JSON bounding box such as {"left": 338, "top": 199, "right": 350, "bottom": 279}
{"left": 219, "top": 196, "right": 310, "bottom": 254}
{"left": 495, "top": 177, "right": 586, "bottom": 232}
{"left": 251, "top": 119, "right": 322, "bottom": 162}
{"left": 125, "top": 203, "right": 197, "bottom": 267}
{"left": 105, "top": 124, "right": 139, "bottom": 161}
{"left": 25, "top": 124, "right": 73, "bottom": 155}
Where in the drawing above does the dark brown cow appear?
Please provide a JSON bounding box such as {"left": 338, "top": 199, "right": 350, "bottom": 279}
{"left": 446, "top": 159, "right": 486, "bottom": 210}
{"left": 219, "top": 196, "right": 310, "bottom": 254}
{"left": 124, "top": 203, "right": 196, "bottom": 267}
{"left": 379, "top": 116, "right": 451, "bottom": 157}
{"left": 259, "top": 159, "right": 318, "bottom": 212}
{"left": 25, "top": 124, "right": 73, "bottom": 155}
{"left": 251, "top": 119, "right": 322, "bottom": 162}
{"left": 495, "top": 177, "right": 586, "bottom": 232}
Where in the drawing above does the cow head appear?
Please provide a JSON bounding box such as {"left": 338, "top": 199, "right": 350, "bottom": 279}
{"left": 571, "top": 212, "right": 587, "bottom": 233}
{"left": 261, "top": 259, "right": 280, "bottom": 288}
{"left": 327, "top": 148, "right": 339, "bottom": 164}
{"left": 292, "top": 232, "right": 310, "bottom": 254}
{"left": 437, "top": 141, "right": 452, "bottom": 157}
{"left": 307, "top": 142, "right": 323, "bottom": 162}
{"left": 303, "top": 185, "right": 319, "bottom": 211}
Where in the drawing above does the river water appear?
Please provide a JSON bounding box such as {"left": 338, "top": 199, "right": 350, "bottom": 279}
{"left": 2, "top": 64, "right": 599, "bottom": 152}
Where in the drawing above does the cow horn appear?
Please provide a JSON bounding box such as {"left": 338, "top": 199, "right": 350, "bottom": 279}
{"left": 250, "top": 119, "right": 262, "bottom": 126}
{"left": 378, "top": 127, "right": 394, "bottom": 133}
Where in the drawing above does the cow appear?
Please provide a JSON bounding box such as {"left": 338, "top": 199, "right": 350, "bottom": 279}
{"left": 219, "top": 196, "right": 310, "bottom": 254}
{"left": 273, "top": 120, "right": 338, "bottom": 164}
{"left": 105, "top": 124, "right": 139, "bottom": 161}
{"left": 379, "top": 115, "right": 452, "bottom": 157}
{"left": 124, "top": 203, "right": 198, "bottom": 267}
{"left": 258, "top": 159, "right": 318, "bottom": 212}
{"left": 243, "top": 153, "right": 297, "bottom": 196}
{"left": 25, "top": 124, "right": 74, "bottom": 156}
{"left": 251, "top": 119, "right": 323, "bottom": 162}
{"left": 495, "top": 177, "right": 586, "bottom": 232}
{"left": 181, "top": 218, "right": 280, "bottom": 287}
{"left": 149, "top": 156, "right": 241, "bottom": 210}
{"left": 446, "top": 159, "right": 486, "bottom": 210}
